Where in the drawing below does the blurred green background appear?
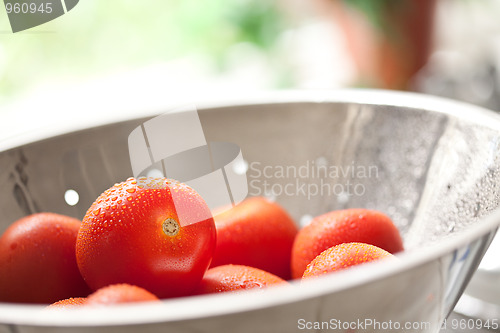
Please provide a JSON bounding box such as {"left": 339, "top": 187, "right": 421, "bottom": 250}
{"left": 0, "top": 0, "right": 301, "bottom": 105}
{"left": 1, "top": 0, "right": 500, "bottom": 113}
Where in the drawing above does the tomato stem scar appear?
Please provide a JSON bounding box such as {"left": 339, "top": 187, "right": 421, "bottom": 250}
{"left": 162, "top": 218, "right": 180, "bottom": 237}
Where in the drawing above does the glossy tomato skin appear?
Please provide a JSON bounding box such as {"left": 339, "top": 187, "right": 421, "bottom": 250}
{"left": 0, "top": 213, "right": 91, "bottom": 304}
{"left": 291, "top": 208, "right": 403, "bottom": 279}
{"left": 197, "top": 264, "right": 288, "bottom": 294}
{"left": 85, "top": 284, "right": 160, "bottom": 305}
{"left": 210, "top": 197, "right": 298, "bottom": 280}
{"left": 302, "top": 242, "right": 394, "bottom": 279}
{"left": 76, "top": 177, "right": 216, "bottom": 299}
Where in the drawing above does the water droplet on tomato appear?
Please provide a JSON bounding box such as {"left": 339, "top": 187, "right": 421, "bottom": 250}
{"left": 239, "top": 281, "right": 263, "bottom": 289}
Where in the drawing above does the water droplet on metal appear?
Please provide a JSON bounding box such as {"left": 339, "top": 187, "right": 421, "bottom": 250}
{"left": 337, "top": 191, "right": 349, "bottom": 204}
{"left": 233, "top": 159, "right": 249, "bottom": 175}
{"left": 300, "top": 214, "right": 313, "bottom": 228}
{"left": 64, "top": 189, "right": 79, "bottom": 206}
{"left": 315, "top": 156, "right": 328, "bottom": 167}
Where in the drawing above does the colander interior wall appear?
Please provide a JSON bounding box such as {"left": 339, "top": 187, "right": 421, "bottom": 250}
{"left": 2, "top": 100, "right": 500, "bottom": 249}
{"left": 1, "top": 92, "right": 500, "bottom": 332}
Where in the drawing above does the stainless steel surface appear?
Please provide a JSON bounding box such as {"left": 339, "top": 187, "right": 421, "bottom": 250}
{"left": 1, "top": 90, "right": 500, "bottom": 332}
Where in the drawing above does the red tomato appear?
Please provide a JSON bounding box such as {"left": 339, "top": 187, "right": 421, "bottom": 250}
{"left": 210, "top": 197, "right": 298, "bottom": 280}
{"left": 76, "top": 177, "right": 216, "bottom": 299}
{"left": 197, "top": 264, "right": 288, "bottom": 294}
{"left": 48, "top": 297, "right": 86, "bottom": 308}
{"left": 291, "top": 208, "right": 403, "bottom": 279}
{"left": 86, "top": 284, "right": 160, "bottom": 305}
{"left": 302, "top": 242, "right": 394, "bottom": 279}
{"left": 0, "top": 213, "right": 91, "bottom": 304}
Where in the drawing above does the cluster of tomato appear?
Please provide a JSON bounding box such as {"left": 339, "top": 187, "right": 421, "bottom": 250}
{"left": 0, "top": 177, "right": 403, "bottom": 307}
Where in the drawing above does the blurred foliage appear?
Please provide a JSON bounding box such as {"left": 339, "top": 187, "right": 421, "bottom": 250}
{"left": 226, "top": 0, "right": 285, "bottom": 50}
{"left": 0, "top": 0, "right": 291, "bottom": 101}
{"left": 341, "top": 0, "right": 406, "bottom": 34}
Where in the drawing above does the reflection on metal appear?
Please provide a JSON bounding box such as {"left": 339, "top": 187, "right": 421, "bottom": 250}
{"left": 0, "top": 92, "right": 500, "bottom": 331}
